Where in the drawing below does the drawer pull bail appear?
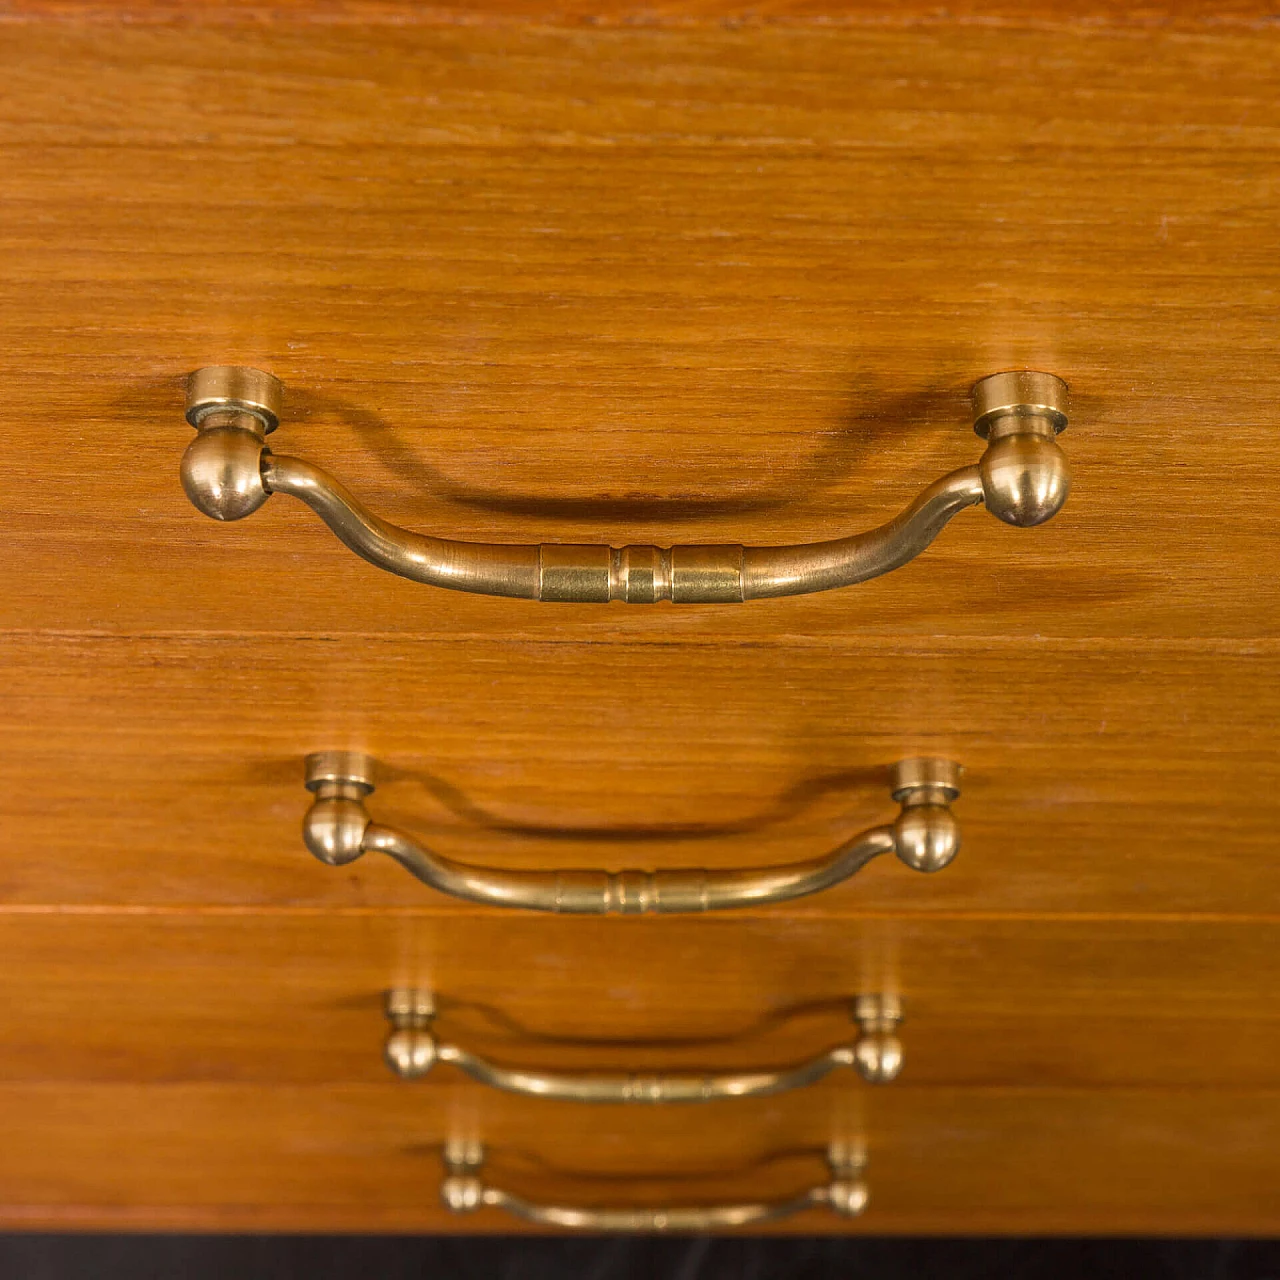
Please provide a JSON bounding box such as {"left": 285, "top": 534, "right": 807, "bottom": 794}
{"left": 301, "top": 753, "right": 961, "bottom": 912}
{"left": 181, "top": 368, "right": 1069, "bottom": 603}
{"left": 384, "top": 990, "right": 903, "bottom": 1100}
{"left": 440, "top": 1139, "right": 868, "bottom": 1231}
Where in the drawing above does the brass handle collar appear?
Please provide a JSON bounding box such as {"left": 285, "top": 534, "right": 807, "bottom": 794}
{"left": 181, "top": 367, "right": 1069, "bottom": 604}
{"left": 440, "top": 1140, "right": 868, "bottom": 1231}
{"left": 301, "top": 753, "right": 961, "bottom": 913}
{"left": 384, "top": 990, "right": 903, "bottom": 1100}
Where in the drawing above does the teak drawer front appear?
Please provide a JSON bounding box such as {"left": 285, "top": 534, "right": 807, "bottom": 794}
{"left": 2, "top": 913, "right": 1278, "bottom": 1091}
{"left": 1, "top": 22, "right": 1279, "bottom": 641}
{"left": 1, "top": 6, "right": 1278, "bottom": 1241}
{"left": 0, "top": 1081, "right": 1274, "bottom": 1234}
{"left": 1, "top": 634, "right": 1275, "bottom": 915}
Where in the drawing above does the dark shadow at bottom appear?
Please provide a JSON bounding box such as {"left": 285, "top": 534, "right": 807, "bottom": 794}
{"left": 0, "top": 1234, "right": 1275, "bottom": 1280}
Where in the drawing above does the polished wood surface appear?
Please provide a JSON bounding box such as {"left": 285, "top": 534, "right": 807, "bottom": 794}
{"left": 0, "top": 1083, "right": 1275, "bottom": 1233}
{"left": 1, "top": 635, "right": 1274, "bottom": 914}
{"left": 1, "top": 23, "right": 1279, "bottom": 641}
{"left": 0, "top": 914, "right": 1277, "bottom": 1089}
{"left": 2, "top": 10, "right": 1278, "bottom": 1235}
{"left": 3, "top": 1, "right": 1275, "bottom": 26}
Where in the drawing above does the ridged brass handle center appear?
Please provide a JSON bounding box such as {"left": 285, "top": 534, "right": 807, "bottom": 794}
{"left": 385, "top": 990, "right": 904, "bottom": 1100}
{"left": 440, "top": 1140, "right": 868, "bottom": 1231}
{"left": 181, "top": 367, "right": 1070, "bottom": 603}
{"left": 301, "top": 754, "right": 962, "bottom": 913}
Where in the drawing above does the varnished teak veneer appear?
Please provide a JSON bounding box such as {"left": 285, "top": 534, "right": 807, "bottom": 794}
{"left": 1, "top": 24, "right": 1279, "bottom": 640}
{"left": 0, "top": 914, "right": 1278, "bottom": 1090}
{"left": 1, "top": 8, "right": 1277, "bottom": 1235}
{"left": 0, "top": 1083, "right": 1276, "bottom": 1234}
{"left": 0, "top": 635, "right": 1274, "bottom": 914}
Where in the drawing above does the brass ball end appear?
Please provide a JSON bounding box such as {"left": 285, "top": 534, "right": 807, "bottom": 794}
{"left": 302, "top": 796, "right": 369, "bottom": 866}
{"left": 980, "top": 430, "right": 1071, "bottom": 527}
{"left": 180, "top": 425, "right": 269, "bottom": 521}
{"left": 893, "top": 804, "right": 960, "bottom": 873}
{"left": 853, "top": 1033, "right": 903, "bottom": 1084}
{"left": 828, "top": 1178, "right": 869, "bottom": 1218}
{"left": 385, "top": 1027, "right": 438, "bottom": 1080}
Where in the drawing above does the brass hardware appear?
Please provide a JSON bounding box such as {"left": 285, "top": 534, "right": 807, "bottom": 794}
{"left": 384, "top": 990, "right": 903, "bottom": 1100}
{"left": 302, "top": 754, "right": 961, "bottom": 912}
{"left": 182, "top": 366, "right": 1070, "bottom": 603}
{"left": 440, "top": 1139, "right": 868, "bottom": 1232}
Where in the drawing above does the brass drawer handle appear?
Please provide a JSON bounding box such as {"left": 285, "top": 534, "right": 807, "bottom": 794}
{"left": 181, "top": 367, "right": 1069, "bottom": 604}
{"left": 303, "top": 753, "right": 961, "bottom": 912}
{"left": 385, "top": 990, "right": 903, "bottom": 1099}
{"left": 440, "top": 1140, "right": 867, "bottom": 1232}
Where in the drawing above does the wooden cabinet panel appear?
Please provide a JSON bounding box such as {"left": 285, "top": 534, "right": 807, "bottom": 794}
{"left": 1, "top": 634, "right": 1274, "bottom": 914}
{"left": 3, "top": 6, "right": 1277, "bottom": 1237}
{"left": 0, "top": 913, "right": 1276, "bottom": 1090}
{"left": 1, "top": 23, "right": 1279, "bottom": 641}
{"left": 6, "top": 1, "right": 1272, "bottom": 21}
{"left": 0, "top": 1082, "right": 1275, "bottom": 1233}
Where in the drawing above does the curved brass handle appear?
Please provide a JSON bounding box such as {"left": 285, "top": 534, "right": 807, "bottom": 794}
{"left": 181, "top": 367, "right": 1069, "bottom": 604}
{"left": 385, "top": 990, "right": 903, "bottom": 1100}
{"left": 440, "top": 1140, "right": 867, "bottom": 1231}
{"left": 301, "top": 754, "right": 961, "bottom": 912}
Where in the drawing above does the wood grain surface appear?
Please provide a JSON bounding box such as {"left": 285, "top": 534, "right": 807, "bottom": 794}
{"left": 0, "top": 913, "right": 1277, "bottom": 1089}
{"left": 0, "top": 1082, "right": 1275, "bottom": 1233}
{"left": 1, "top": 23, "right": 1279, "bottom": 641}
{"left": 1, "top": 0, "right": 1274, "bottom": 27}
{"left": 2, "top": 12, "right": 1279, "bottom": 1234}
{"left": 1, "top": 634, "right": 1275, "bottom": 914}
